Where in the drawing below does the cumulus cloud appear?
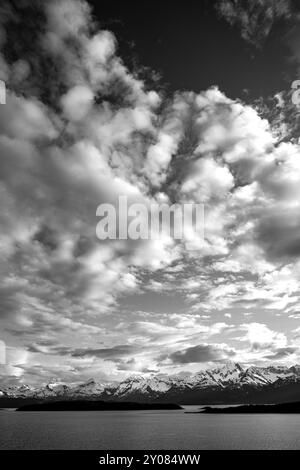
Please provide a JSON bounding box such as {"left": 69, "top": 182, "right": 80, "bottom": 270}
{"left": 240, "top": 323, "right": 287, "bottom": 350}
{"left": 1, "top": 0, "right": 300, "bottom": 385}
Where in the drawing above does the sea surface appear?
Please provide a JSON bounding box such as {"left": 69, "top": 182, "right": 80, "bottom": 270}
{"left": 0, "top": 406, "right": 299, "bottom": 449}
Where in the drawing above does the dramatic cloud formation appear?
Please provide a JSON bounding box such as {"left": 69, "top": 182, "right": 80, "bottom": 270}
{"left": 1, "top": 0, "right": 300, "bottom": 386}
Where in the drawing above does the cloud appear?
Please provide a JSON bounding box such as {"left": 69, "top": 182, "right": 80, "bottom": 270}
{"left": 70, "top": 345, "right": 137, "bottom": 360}
{"left": 240, "top": 323, "right": 287, "bottom": 350}
{"left": 0, "top": 0, "right": 176, "bottom": 336}
{"left": 166, "top": 344, "right": 236, "bottom": 364}
{"left": 215, "top": 0, "right": 293, "bottom": 47}
{"left": 264, "top": 347, "right": 297, "bottom": 360}
{"left": 61, "top": 85, "right": 94, "bottom": 121}
{"left": 1, "top": 0, "right": 300, "bottom": 385}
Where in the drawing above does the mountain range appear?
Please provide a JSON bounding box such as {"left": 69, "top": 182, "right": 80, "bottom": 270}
{"left": 1, "top": 363, "right": 300, "bottom": 406}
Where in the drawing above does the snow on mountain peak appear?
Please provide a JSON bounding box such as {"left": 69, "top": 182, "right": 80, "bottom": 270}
{"left": 2, "top": 364, "right": 300, "bottom": 401}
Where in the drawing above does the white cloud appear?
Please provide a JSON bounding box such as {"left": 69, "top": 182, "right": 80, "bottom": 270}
{"left": 240, "top": 323, "right": 287, "bottom": 350}
{"left": 1, "top": 0, "right": 300, "bottom": 385}
{"left": 61, "top": 85, "right": 94, "bottom": 121}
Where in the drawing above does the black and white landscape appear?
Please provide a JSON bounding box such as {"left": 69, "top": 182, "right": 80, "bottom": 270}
{"left": 1, "top": 0, "right": 300, "bottom": 453}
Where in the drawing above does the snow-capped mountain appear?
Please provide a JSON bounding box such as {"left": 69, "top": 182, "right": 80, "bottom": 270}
{"left": 100, "top": 363, "right": 299, "bottom": 401}
{"left": 71, "top": 379, "right": 105, "bottom": 397}
{"left": 1, "top": 363, "right": 300, "bottom": 405}
{"left": 0, "top": 383, "right": 71, "bottom": 399}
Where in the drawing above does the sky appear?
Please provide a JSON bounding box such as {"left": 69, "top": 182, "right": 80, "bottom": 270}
{"left": 1, "top": 0, "right": 300, "bottom": 386}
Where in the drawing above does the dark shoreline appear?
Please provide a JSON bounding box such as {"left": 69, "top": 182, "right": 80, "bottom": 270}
{"left": 200, "top": 401, "right": 300, "bottom": 414}
{"left": 16, "top": 400, "right": 183, "bottom": 411}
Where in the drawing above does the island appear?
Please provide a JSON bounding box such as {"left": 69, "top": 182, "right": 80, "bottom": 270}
{"left": 17, "top": 400, "right": 183, "bottom": 411}
{"left": 200, "top": 401, "right": 300, "bottom": 413}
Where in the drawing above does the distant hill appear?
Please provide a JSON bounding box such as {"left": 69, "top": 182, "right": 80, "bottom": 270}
{"left": 17, "top": 400, "right": 182, "bottom": 411}
{"left": 201, "top": 401, "right": 300, "bottom": 413}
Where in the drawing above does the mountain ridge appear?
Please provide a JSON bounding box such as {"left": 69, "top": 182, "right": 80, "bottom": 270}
{"left": 2, "top": 362, "right": 300, "bottom": 405}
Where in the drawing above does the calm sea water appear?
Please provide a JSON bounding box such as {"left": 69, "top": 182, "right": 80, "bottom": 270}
{"left": 0, "top": 406, "right": 299, "bottom": 449}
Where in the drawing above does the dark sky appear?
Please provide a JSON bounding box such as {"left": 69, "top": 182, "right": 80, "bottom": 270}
{"left": 89, "top": 0, "right": 296, "bottom": 101}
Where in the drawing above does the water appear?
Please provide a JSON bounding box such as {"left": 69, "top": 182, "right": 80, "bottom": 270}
{"left": 0, "top": 406, "right": 299, "bottom": 449}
